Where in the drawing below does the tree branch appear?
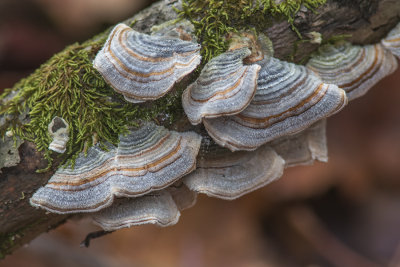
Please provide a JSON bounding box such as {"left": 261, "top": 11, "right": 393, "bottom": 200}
{"left": 0, "top": 0, "right": 399, "bottom": 258}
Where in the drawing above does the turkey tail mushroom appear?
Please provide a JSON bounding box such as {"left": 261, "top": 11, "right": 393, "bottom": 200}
{"left": 92, "top": 182, "right": 196, "bottom": 231}
{"left": 30, "top": 122, "right": 201, "bottom": 214}
{"left": 93, "top": 23, "right": 201, "bottom": 103}
{"left": 182, "top": 47, "right": 261, "bottom": 125}
{"left": 92, "top": 190, "right": 181, "bottom": 230}
{"left": 271, "top": 120, "right": 328, "bottom": 167}
{"left": 381, "top": 22, "right": 400, "bottom": 59}
{"left": 204, "top": 57, "right": 347, "bottom": 151}
{"left": 184, "top": 120, "right": 327, "bottom": 200}
{"left": 306, "top": 41, "right": 398, "bottom": 100}
{"left": 183, "top": 142, "right": 285, "bottom": 200}
{"left": 166, "top": 182, "right": 197, "bottom": 211}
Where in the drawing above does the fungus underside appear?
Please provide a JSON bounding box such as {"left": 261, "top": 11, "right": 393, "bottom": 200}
{"left": 176, "top": 0, "right": 327, "bottom": 61}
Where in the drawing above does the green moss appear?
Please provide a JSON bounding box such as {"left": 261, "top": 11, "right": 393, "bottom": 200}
{"left": 0, "top": 27, "right": 186, "bottom": 170}
{"left": 0, "top": 218, "right": 50, "bottom": 259}
{"left": 0, "top": 0, "right": 328, "bottom": 171}
{"left": 0, "top": 231, "right": 24, "bottom": 259}
{"left": 0, "top": 232, "right": 16, "bottom": 259}
{"left": 321, "top": 33, "right": 352, "bottom": 45}
{"left": 176, "top": 0, "right": 327, "bottom": 62}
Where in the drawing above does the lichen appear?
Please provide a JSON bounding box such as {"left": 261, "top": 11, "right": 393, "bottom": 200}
{"left": 0, "top": 27, "right": 187, "bottom": 170}
{"left": 176, "top": 0, "right": 327, "bottom": 61}
{"left": 0, "top": 136, "right": 23, "bottom": 173}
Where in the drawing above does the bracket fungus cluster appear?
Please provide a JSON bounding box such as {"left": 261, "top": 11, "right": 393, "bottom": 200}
{"left": 182, "top": 47, "right": 261, "bottom": 124}
{"left": 183, "top": 143, "right": 285, "bottom": 200}
{"left": 31, "top": 122, "right": 202, "bottom": 214}
{"left": 29, "top": 20, "right": 400, "bottom": 232}
{"left": 306, "top": 42, "right": 398, "bottom": 100}
{"left": 183, "top": 119, "right": 327, "bottom": 200}
{"left": 203, "top": 55, "right": 347, "bottom": 151}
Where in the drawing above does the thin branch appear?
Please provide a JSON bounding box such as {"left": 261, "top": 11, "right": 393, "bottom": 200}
{"left": 0, "top": 0, "right": 399, "bottom": 258}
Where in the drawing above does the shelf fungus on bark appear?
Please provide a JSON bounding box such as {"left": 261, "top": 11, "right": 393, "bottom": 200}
{"left": 166, "top": 181, "right": 197, "bottom": 211}
{"left": 183, "top": 120, "right": 327, "bottom": 200}
{"left": 92, "top": 190, "right": 180, "bottom": 230}
{"left": 381, "top": 22, "right": 400, "bottom": 58}
{"left": 26, "top": 20, "right": 400, "bottom": 233}
{"left": 182, "top": 47, "right": 261, "bottom": 125}
{"left": 93, "top": 23, "right": 201, "bottom": 103}
{"left": 203, "top": 57, "right": 347, "bottom": 152}
{"left": 48, "top": 116, "right": 69, "bottom": 154}
{"left": 30, "top": 122, "right": 201, "bottom": 214}
{"left": 92, "top": 182, "right": 196, "bottom": 231}
{"left": 183, "top": 143, "right": 285, "bottom": 200}
{"left": 306, "top": 41, "right": 398, "bottom": 100}
{"left": 271, "top": 120, "right": 327, "bottom": 167}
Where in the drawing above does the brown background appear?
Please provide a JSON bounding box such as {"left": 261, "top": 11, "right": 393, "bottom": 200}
{"left": 0, "top": 0, "right": 400, "bottom": 266}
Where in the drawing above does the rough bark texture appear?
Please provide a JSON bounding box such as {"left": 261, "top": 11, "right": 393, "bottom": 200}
{"left": 0, "top": 0, "right": 399, "bottom": 258}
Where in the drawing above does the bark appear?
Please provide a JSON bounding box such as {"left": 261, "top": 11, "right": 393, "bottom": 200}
{"left": 0, "top": 0, "right": 399, "bottom": 258}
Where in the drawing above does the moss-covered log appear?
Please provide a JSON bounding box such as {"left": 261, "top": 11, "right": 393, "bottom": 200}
{"left": 0, "top": 0, "right": 399, "bottom": 258}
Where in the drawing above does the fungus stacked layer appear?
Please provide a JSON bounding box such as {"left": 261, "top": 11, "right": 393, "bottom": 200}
{"left": 30, "top": 21, "right": 400, "bottom": 231}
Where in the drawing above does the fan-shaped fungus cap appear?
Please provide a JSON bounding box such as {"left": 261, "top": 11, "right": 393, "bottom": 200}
{"left": 271, "top": 120, "right": 327, "bottom": 167}
{"left": 93, "top": 23, "right": 201, "bottom": 103}
{"left": 113, "top": 122, "right": 201, "bottom": 194}
{"left": 381, "top": 22, "right": 400, "bottom": 58}
{"left": 183, "top": 141, "right": 285, "bottom": 200}
{"left": 92, "top": 190, "right": 180, "bottom": 230}
{"left": 30, "top": 122, "right": 202, "bottom": 214}
{"left": 92, "top": 182, "right": 197, "bottom": 231}
{"left": 48, "top": 116, "right": 69, "bottom": 154}
{"left": 203, "top": 57, "right": 347, "bottom": 151}
{"left": 30, "top": 143, "right": 117, "bottom": 213}
{"left": 166, "top": 182, "right": 197, "bottom": 211}
{"left": 182, "top": 47, "right": 261, "bottom": 125}
{"left": 306, "top": 41, "right": 398, "bottom": 100}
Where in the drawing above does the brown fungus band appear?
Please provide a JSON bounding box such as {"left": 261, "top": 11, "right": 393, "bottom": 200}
{"left": 30, "top": 122, "right": 201, "bottom": 214}
{"left": 204, "top": 56, "right": 347, "bottom": 151}
{"left": 27, "top": 18, "right": 400, "bottom": 231}
{"left": 93, "top": 23, "right": 201, "bottom": 103}
{"left": 182, "top": 47, "right": 261, "bottom": 125}
{"left": 306, "top": 42, "right": 398, "bottom": 100}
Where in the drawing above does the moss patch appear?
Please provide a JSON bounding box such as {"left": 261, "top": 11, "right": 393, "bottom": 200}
{"left": 0, "top": 232, "right": 17, "bottom": 259}
{"left": 0, "top": 0, "right": 328, "bottom": 171}
{"left": 0, "top": 217, "right": 54, "bottom": 259}
{"left": 0, "top": 28, "right": 186, "bottom": 170}
{"left": 176, "top": 0, "right": 327, "bottom": 62}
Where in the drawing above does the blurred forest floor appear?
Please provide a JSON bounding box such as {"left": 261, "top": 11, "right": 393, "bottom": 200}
{"left": 0, "top": 0, "right": 400, "bottom": 266}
